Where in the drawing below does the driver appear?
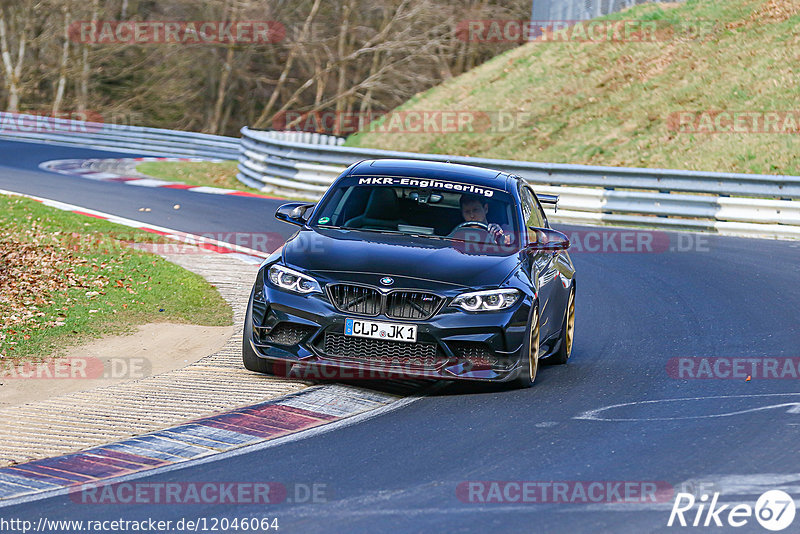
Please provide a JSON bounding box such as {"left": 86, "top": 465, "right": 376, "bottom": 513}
{"left": 457, "top": 194, "right": 512, "bottom": 245}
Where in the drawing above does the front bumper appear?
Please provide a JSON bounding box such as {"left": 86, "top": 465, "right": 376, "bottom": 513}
{"left": 246, "top": 277, "right": 533, "bottom": 382}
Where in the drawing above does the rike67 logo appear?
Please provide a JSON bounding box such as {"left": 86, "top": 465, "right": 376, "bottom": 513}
{"left": 668, "top": 490, "right": 796, "bottom": 531}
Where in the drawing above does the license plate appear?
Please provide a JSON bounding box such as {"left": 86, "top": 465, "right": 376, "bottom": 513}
{"left": 344, "top": 318, "right": 417, "bottom": 343}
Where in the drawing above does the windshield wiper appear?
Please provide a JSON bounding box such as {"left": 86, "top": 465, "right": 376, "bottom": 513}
{"left": 316, "top": 225, "right": 402, "bottom": 236}
{"left": 317, "top": 225, "right": 452, "bottom": 241}
{"left": 317, "top": 224, "right": 503, "bottom": 244}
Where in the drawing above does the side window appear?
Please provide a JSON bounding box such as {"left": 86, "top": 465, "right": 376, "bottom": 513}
{"left": 520, "top": 186, "right": 544, "bottom": 228}
{"left": 533, "top": 191, "right": 547, "bottom": 228}
{"left": 521, "top": 186, "right": 547, "bottom": 245}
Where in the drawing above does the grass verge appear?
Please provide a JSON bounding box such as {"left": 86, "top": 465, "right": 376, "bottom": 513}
{"left": 0, "top": 194, "right": 232, "bottom": 360}
{"left": 136, "top": 160, "right": 267, "bottom": 194}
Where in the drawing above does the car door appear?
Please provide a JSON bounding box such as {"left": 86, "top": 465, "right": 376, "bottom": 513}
{"left": 540, "top": 191, "right": 574, "bottom": 334}
{"left": 519, "top": 184, "right": 561, "bottom": 340}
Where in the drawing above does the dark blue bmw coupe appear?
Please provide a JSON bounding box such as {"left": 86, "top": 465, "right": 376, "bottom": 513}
{"left": 243, "top": 159, "right": 575, "bottom": 387}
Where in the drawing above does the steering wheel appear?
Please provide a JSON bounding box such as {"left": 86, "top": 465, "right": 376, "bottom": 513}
{"left": 451, "top": 221, "right": 490, "bottom": 232}
{"left": 449, "top": 221, "right": 507, "bottom": 246}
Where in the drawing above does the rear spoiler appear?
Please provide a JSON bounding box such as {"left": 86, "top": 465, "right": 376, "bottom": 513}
{"left": 537, "top": 193, "right": 559, "bottom": 212}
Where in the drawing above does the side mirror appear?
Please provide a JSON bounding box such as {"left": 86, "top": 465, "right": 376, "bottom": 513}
{"left": 275, "top": 202, "right": 316, "bottom": 226}
{"left": 526, "top": 227, "right": 570, "bottom": 251}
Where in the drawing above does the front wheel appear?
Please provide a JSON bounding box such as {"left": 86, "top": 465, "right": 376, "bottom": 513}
{"left": 513, "top": 306, "right": 540, "bottom": 388}
{"left": 243, "top": 329, "right": 275, "bottom": 373}
{"left": 242, "top": 291, "right": 276, "bottom": 374}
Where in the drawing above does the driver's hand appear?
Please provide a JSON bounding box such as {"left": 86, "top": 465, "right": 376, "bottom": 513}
{"left": 487, "top": 224, "right": 512, "bottom": 245}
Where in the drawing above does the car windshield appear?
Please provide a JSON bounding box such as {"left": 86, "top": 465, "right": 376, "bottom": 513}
{"left": 311, "top": 176, "right": 519, "bottom": 242}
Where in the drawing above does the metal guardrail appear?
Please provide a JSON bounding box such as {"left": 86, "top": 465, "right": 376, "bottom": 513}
{"left": 0, "top": 112, "right": 240, "bottom": 159}
{"left": 238, "top": 127, "right": 800, "bottom": 239}
{"left": 3, "top": 110, "right": 794, "bottom": 239}
{"left": 533, "top": 0, "right": 676, "bottom": 22}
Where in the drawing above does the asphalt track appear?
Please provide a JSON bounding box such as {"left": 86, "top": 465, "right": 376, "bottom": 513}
{"left": 1, "top": 139, "right": 799, "bottom": 533}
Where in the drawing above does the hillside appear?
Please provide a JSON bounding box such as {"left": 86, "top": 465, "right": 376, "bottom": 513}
{"left": 346, "top": 0, "right": 800, "bottom": 176}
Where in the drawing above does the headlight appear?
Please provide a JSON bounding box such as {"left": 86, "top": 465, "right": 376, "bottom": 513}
{"left": 451, "top": 289, "right": 521, "bottom": 312}
{"left": 267, "top": 264, "right": 321, "bottom": 294}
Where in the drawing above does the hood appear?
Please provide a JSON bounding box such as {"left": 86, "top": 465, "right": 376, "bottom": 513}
{"left": 281, "top": 228, "right": 521, "bottom": 288}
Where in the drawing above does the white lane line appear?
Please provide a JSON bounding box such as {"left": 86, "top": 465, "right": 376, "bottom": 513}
{"left": 575, "top": 393, "right": 800, "bottom": 422}
{"left": 188, "top": 186, "right": 238, "bottom": 194}
{"left": 0, "top": 187, "right": 270, "bottom": 262}
{"left": 125, "top": 179, "right": 176, "bottom": 187}
{"left": 38, "top": 158, "right": 277, "bottom": 200}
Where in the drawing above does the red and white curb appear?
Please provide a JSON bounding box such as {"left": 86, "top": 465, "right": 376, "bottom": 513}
{"left": 0, "top": 188, "right": 269, "bottom": 265}
{"left": 0, "top": 384, "right": 430, "bottom": 505}
{"left": 0, "top": 187, "right": 438, "bottom": 505}
{"left": 39, "top": 157, "right": 275, "bottom": 199}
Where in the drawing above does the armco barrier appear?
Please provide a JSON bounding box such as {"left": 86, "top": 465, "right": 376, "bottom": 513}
{"left": 238, "top": 127, "right": 800, "bottom": 239}
{"left": 0, "top": 112, "right": 240, "bottom": 159}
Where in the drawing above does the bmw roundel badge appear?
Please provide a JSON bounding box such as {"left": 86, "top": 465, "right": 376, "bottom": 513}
{"left": 380, "top": 277, "right": 394, "bottom": 286}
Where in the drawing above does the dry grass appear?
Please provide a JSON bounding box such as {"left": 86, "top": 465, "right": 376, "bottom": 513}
{"left": 348, "top": 0, "right": 800, "bottom": 176}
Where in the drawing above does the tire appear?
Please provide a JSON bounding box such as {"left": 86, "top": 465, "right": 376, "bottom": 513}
{"left": 513, "top": 306, "right": 540, "bottom": 388}
{"left": 242, "top": 291, "right": 275, "bottom": 374}
{"left": 551, "top": 287, "right": 575, "bottom": 365}
{"left": 242, "top": 329, "right": 275, "bottom": 374}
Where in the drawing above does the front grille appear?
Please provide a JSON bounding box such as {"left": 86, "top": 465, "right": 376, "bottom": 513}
{"left": 328, "top": 284, "right": 441, "bottom": 320}
{"left": 328, "top": 284, "right": 381, "bottom": 316}
{"left": 323, "top": 333, "right": 440, "bottom": 368}
{"left": 449, "top": 341, "right": 494, "bottom": 360}
{"left": 386, "top": 291, "right": 442, "bottom": 320}
{"left": 447, "top": 341, "right": 508, "bottom": 369}
{"left": 258, "top": 322, "right": 316, "bottom": 345}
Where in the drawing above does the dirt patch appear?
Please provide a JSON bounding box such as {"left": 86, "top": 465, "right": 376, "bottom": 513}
{"left": 753, "top": 0, "right": 800, "bottom": 21}
{"left": 728, "top": 0, "right": 800, "bottom": 28}
{"left": 0, "top": 322, "right": 234, "bottom": 408}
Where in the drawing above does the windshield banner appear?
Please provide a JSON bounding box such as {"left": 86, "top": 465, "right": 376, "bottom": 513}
{"left": 355, "top": 176, "right": 497, "bottom": 198}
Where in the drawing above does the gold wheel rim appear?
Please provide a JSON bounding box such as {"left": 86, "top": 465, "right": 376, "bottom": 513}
{"left": 565, "top": 292, "right": 575, "bottom": 357}
{"left": 529, "top": 309, "right": 540, "bottom": 382}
